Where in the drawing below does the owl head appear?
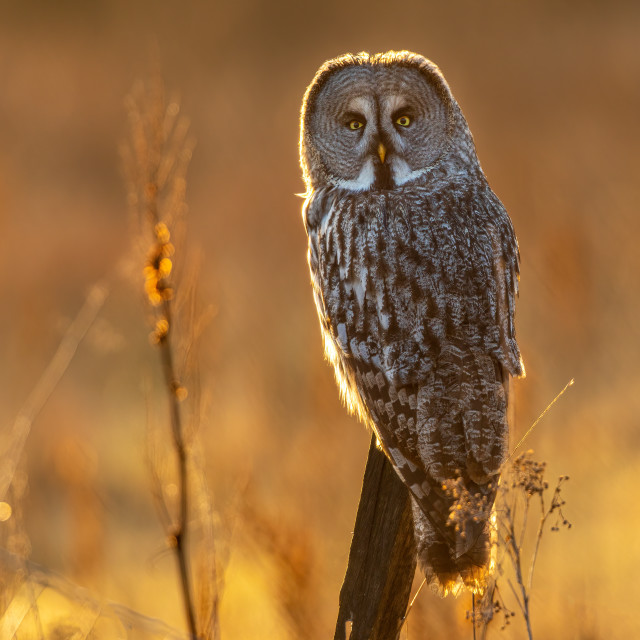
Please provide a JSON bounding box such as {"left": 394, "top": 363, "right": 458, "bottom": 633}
{"left": 300, "top": 51, "right": 478, "bottom": 194}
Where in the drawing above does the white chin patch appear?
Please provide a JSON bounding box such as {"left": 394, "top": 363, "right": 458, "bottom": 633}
{"left": 330, "top": 160, "right": 375, "bottom": 192}
{"left": 390, "top": 157, "right": 428, "bottom": 186}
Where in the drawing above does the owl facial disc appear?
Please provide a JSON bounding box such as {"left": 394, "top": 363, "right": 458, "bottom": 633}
{"left": 301, "top": 53, "right": 456, "bottom": 193}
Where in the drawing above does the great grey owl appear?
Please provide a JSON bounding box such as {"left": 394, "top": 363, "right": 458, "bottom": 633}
{"left": 299, "top": 51, "right": 524, "bottom": 595}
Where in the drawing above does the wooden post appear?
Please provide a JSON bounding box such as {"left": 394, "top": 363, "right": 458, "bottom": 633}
{"left": 334, "top": 434, "right": 417, "bottom": 640}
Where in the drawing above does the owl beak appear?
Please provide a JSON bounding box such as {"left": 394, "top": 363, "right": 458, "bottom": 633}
{"left": 377, "top": 142, "right": 387, "bottom": 164}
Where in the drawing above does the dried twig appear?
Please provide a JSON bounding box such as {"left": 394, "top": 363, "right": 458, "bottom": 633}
{"left": 1, "top": 282, "right": 108, "bottom": 503}
{"left": 492, "top": 452, "right": 572, "bottom": 640}
{"left": 122, "top": 74, "right": 199, "bottom": 639}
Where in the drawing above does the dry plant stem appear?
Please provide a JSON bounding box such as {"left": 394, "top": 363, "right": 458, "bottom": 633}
{"left": 506, "top": 516, "right": 533, "bottom": 640}
{"left": 506, "top": 379, "right": 574, "bottom": 465}
{"left": 493, "top": 456, "right": 572, "bottom": 640}
{"left": 127, "top": 74, "right": 215, "bottom": 638}
{"left": 500, "top": 494, "right": 533, "bottom": 638}
{"left": 142, "top": 151, "right": 198, "bottom": 637}
{"left": 401, "top": 577, "right": 426, "bottom": 628}
{"left": 1, "top": 282, "right": 108, "bottom": 502}
{"left": 156, "top": 306, "right": 198, "bottom": 640}
{"left": 527, "top": 491, "right": 552, "bottom": 594}
{"left": 505, "top": 578, "right": 527, "bottom": 620}
{"left": 518, "top": 498, "right": 528, "bottom": 549}
{"left": 509, "top": 475, "right": 568, "bottom": 640}
{"left": 472, "top": 593, "right": 476, "bottom": 640}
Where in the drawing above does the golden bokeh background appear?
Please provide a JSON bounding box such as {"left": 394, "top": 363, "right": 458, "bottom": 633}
{"left": 1, "top": 1, "right": 639, "bottom": 637}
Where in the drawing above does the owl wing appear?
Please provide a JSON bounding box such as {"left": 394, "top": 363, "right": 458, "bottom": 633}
{"left": 372, "top": 184, "right": 523, "bottom": 388}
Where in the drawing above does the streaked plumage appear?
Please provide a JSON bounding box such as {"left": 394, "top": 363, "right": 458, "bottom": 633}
{"left": 299, "top": 51, "right": 523, "bottom": 595}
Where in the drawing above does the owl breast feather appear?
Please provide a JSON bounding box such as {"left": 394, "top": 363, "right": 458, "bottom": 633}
{"left": 305, "top": 182, "right": 522, "bottom": 388}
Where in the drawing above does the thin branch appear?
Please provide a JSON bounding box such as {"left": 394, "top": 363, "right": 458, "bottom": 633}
{"left": 402, "top": 577, "right": 426, "bottom": 627}
{"left": 156, "top": 305, "right": 198, "bottom": 639}
{"left": 506, "top": 379, "right": 574, "bottom": 463}
{"left": 124, "top": 73, "right": 199, "bottom": 639}
{"left": 518, "top": 495, "right": 530, "bottom": 550}
{"left": 1, "top": 281, "right": 109, "bottom": 502}
{"left": 472, "top": 593, "right": 477, "bottom": 640}
{"left": 495, "top": 452, "right": 571, "bottom": 640}
{"left": 506, "top": 578, "right": 526, "bottom": 619}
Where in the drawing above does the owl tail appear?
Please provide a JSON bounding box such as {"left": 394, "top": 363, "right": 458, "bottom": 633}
{"left": 410, "top": 483, "right": 497, "bottom": 597}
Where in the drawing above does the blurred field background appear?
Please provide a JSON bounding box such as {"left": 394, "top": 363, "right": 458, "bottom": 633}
{"left": 1, "top": 0, "right": 639, "bottom": 637}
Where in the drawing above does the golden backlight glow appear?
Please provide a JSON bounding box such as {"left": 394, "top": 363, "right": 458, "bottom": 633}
{"left": 3, "top": 3, "right": 638, "bottom": 638}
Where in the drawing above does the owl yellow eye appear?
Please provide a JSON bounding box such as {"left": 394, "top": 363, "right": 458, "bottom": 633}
{"left": 396, "top": 115, "right": 411, "bottom": 127}
{"left": 348, "top": 120, "right": 364, "bottom": 130}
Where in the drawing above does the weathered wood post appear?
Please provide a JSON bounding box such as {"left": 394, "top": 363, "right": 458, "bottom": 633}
{"left": 334, "top": 434, "right": 417, "bottom": 640}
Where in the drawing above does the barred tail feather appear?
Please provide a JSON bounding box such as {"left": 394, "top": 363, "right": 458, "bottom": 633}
{"left": 411, "top": 489, "right": 496, "bottom": 597}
